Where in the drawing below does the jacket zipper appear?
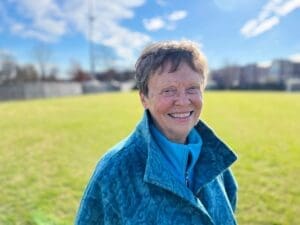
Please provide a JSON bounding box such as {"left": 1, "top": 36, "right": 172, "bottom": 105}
{"left": 185, "top": 171, "right": 189, "bottom": 188}
{"left": 185, "top": 152, "right": 192, "bottom": 188}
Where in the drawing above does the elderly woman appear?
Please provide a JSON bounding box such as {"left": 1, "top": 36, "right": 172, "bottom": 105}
{"left": 75, "top": 40, "right": 238, "bottom": 225}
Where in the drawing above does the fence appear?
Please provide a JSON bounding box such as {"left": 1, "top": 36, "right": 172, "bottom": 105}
{"left": 0, "top": 82, "right": 82, "bottom": 101}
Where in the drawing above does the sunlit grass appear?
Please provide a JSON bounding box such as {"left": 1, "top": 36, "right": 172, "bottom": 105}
{"left": 0, "top": 91, "right": 299, "bottom": 225}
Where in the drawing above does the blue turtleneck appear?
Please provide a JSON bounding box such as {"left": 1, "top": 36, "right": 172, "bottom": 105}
{"left": 149, "top": 122, "right": 202, "bottom": 191}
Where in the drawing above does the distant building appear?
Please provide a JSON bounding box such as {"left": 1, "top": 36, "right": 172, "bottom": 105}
{"left": 240, "top": 64, "right": 258, "bottom": 88}
{"left": 291, "top": 62, "right": 300, "bottom": 78}
{"left": 269, "top": 60, "right": 293, "bottom": 83}
{"left": 239, "top": 64, "right": 269, "bottom": 88}
{"left": 210, "top": 65, "right": 241, "bottom": 89}
{"left": 286, "top": 78, "right": 300, "bottom": 91}
{"left": 209, "top": 58, "right": 300, "bottom": 90}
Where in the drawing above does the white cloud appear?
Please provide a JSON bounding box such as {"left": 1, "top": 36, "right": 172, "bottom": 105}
{"left": 143, "top": 17, "right": 165, "bottom": 31}
{"left": 10, "top": 23, "right": 24, "bottom": 33}
{"left": 0, "top": 49, "right": 15, "bottom": 57}
{"left": 2, "top": 0, "right": 151, "bottom": 64}
{"left": 257, "top": 60, "right": 272, "bottom": 68}
{"left": 276, "top": 0, "right": 300, "bottom": 15}
{"left": 143, "top": 10, "right": 187, "bottom": 31}
{"left": 10, "top": 0, "right": 66, "bottom": 38}
{"left": 167, "top": 10, "right": 187, "bottom": 21}
{"left": 289, "top": 53, "right": 300, "bottom": 62}
{"left": 240, "top": 0, "right": 300, "bottom": 38}
{"left": 241, "top": 16, "right": 280, "bottom": 38}
{"left": 156, "top": 0, "right": 168, "bottom": 6}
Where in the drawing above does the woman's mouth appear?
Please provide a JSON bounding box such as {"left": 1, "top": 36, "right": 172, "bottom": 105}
{"left": 168, "top": 111, "right": 193, "bottom": 119}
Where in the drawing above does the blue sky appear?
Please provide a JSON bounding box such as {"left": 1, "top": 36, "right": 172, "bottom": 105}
{"left": 1, "top": 0, "right": 300, "bottom": 77}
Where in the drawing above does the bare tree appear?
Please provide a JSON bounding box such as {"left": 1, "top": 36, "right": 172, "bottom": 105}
{"left": 68, "top": 60, "right": 91, "bottom": 82}
{"left": 47, "top": 66, "right": 59, "bottom": 81}
{"left": 0, "top": 51, "right": 17, "bottom": 84}
{"left": 32, "top": 43, "right": 52, "bottom": 80}
{"left": 15, "top": 64, "right": 39, "bottom": 82}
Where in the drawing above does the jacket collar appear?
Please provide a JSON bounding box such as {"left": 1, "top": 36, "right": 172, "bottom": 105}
{"left": 135, "top": 110, "right": 237, "bottom": 209}
{"left": 193, "top": 121, "right": 237, "bottom": 193}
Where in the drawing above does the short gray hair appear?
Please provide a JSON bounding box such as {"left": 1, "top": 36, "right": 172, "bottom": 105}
{"left": 135, "top": 40, "right": 208, "bottom": 96}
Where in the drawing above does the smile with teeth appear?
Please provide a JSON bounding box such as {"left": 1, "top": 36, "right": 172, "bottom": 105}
{"left": 168, "top": 111, "right": 193, "bottom": 118}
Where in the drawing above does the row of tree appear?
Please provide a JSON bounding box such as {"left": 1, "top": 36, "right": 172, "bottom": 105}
{"left": 0, "top": 44, "right": 59, "bottom": 84}
{"left": 0, "top": 43, "right": 136, "bottom": 85}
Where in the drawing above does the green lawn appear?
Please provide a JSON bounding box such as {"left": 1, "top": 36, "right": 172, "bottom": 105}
{"left": 0, "top": 91, "right": 299, "bottom": 225}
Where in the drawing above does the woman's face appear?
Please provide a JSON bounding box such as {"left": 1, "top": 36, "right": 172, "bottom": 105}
{"left": 140, "top": 62, "right": 203, "bottom": 143}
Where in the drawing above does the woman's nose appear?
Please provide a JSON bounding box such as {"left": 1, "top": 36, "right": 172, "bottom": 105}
{"left": 174, "top": 92, "right": 191, "bottom": 106}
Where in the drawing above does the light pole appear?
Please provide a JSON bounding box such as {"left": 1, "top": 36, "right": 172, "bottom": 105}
{"left": 88, "top": 0, "right": 95, "bottom": 79}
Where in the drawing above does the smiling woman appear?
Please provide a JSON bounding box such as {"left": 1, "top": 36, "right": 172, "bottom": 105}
{"left": 75, "top": 40, "right": 238, "bottom": 225}
{"left": 140, "top": 62, "right": 203, "bottom": 143}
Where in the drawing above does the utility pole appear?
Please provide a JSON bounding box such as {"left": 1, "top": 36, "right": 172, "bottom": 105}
{"left": 88, "top": 0, "right": 95, "bottom": 79}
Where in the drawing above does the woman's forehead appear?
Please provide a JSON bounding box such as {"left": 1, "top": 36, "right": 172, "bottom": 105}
{"left": 155, "top": 60, "right": 196, "bottom": 75}
{"left": 150, "top": 64, "right": 201, "bottom": 84}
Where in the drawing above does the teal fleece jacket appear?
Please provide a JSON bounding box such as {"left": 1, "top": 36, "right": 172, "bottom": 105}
{"left": 75, "top": 111, "right": 238, "bottom": 225}
{"left": 149, "top": 122, "right": 202, "bottom": 191}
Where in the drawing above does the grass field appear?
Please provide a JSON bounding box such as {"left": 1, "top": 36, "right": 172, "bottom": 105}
{"left": 0, "top": 91, "right": 299, "bottom": 225}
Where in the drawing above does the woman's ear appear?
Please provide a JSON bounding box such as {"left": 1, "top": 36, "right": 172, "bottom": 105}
{"left": 139, "top": 91, "right": 148, "bottom": 109}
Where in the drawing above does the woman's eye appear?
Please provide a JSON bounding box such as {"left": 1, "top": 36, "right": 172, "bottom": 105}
{"left": 162, "top": 89, "right": 176, "bottom": 96}
{"left": 187, "top": 87, "right": 200, "bottom": 94}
